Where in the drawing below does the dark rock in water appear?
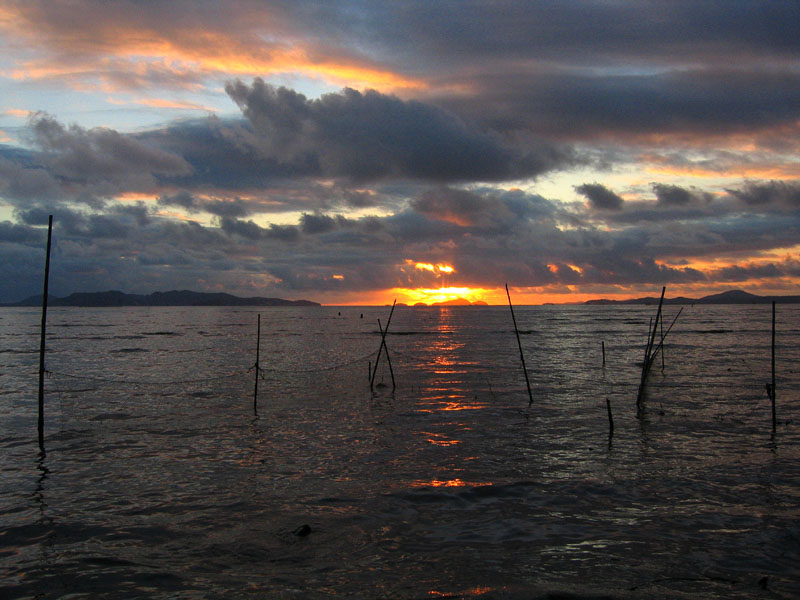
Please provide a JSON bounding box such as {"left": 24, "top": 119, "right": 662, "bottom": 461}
{"left": 758, "top": 576, "right": 769, "bottom": 590}
{"left": 293, "top": 524, "right": 312, "bottom": 537}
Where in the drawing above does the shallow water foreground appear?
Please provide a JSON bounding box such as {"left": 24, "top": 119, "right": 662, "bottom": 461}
{"left": 1, "top": 304, "right": 799, "bottom": 598}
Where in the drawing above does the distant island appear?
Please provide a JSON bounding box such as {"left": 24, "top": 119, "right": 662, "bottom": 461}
{"left": 3, "top": 290, "right": 320, "bottom": 307}
{"left": 585, "top": 289, "right": 800, "bottom": 305}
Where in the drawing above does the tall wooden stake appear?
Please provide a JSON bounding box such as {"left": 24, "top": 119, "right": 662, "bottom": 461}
{"left": 602, "top": 341, "right": 606, "bottom": 366}
{"left": 37, "top": 215, "right": 53, "bottom": 453}
{"left": 506, "top": 284, "right": 533, "bottom": 407}
{"left": 253, "top": 313, "right": 260, "bottom": 415}
{"left": 771, "top": 301, "right": 776, "bottom": 432}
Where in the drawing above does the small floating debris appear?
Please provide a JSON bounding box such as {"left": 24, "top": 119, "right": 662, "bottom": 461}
{"left": 293, "top": 524, "right": 312, "bottom": 537}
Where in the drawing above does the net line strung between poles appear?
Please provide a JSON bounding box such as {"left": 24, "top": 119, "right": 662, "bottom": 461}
{"left": 44, "top": 346, "right": 381, "bottom": 387}
{"left": 44, "top": 367, "right": 251, "bottom": 387}
{"left": 257, "top": 348, "right": 379, "bottom": 377}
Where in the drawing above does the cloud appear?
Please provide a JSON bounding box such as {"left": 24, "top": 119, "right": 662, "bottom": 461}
{"left": 726, "top": 180, "right": 800, "bottom": 209}
{"left": 300, "top": 213, "right": 337, "bottom": 234}
{"left": 28, "top": 114, "right": 192, "bottom": 184}
{"left": 225, "top": 79, "right": 572, "bottom": 182}
{"left": 651, "top": 183, "right": 713, "bottom": 207}
{"left": 575, "top": 183, "right": 624, "bottom": 211}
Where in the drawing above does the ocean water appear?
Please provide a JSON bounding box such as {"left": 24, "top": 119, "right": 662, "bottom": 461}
{"left": 1, "top": 303, "right": 798, "bottom": 599}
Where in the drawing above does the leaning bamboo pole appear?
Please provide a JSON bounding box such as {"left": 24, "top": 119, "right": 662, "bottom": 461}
{"left": 505, "top": 284, "right": 533, "bottom": 406}
{"left": 37, "top": 215, "right": 53, "bottom": 454}
{"left": 636, "top": 287, "right": 665, "bottom": 414}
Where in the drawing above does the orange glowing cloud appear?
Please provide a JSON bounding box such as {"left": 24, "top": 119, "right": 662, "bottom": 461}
{"left": 134, "top": 97, "right": 216, "bottom": 111}
{"left": 0, "top": 5, "right": 426, "bottom": 93}
{"left": 413, "top": 261, "right": 456, "bottom": 275}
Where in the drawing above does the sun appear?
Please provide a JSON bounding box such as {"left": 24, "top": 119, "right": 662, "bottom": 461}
{"left": 392, "top": 286, "right": 491, "bottom": 305}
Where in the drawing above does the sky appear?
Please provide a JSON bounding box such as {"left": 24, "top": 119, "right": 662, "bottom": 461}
{"left": 1, "top": 0, "right": 799, "bottom": 305}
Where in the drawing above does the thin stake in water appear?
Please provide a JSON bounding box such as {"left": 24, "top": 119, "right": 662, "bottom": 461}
{"left": 505, "top": 284, "right": 533, "bottom": 407}
{"left": 253, "top": 313, "right": 260, "bottom": 415}
{"left": 377, "top": 318, "right": 396, "bottom": 390}
{"left": 636, "top": 286, "right": 665, "bottom": 414}
{"left": 771, "top": 301, "right": 776, "bottom": 432}
{"left": 37, "top": 215, "right": 53, "bottom": 454}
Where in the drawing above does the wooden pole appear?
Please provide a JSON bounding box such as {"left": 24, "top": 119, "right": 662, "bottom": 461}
{"left": 253, "top": 313, "right": 260, "bottom": 415}
{"left": 771, "top": 301, "right": 776, "bottom": 432}
{"left": 37, "top": 215, "right": 53, "bottom": 453}
{"left": 602, "top": 341, "right": 605, "bottom": 366}
{"left": 660, "top": 313, "right": 665, "bottom": 371}
{"left": 506, "top": 284, "right": 533, "bottom": 407}
{"left": 606, "top": 398, "right": 614, "bottom": 436}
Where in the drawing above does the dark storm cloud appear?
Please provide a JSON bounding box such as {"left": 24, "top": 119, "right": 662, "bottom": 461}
{"left": 726, "top": 180, "right": 800, "bottom": 209}
{"left": 158, "top": 190, "right": 197, "bottom": 210}
{"left": 203, "top": 198, "right": 253, "bottom": 218}
{"left": 218, "top": 217, "right": 300, "bottom": 242}
{"left": 327, "top": 1, "right": 800, "bottom": 68}
{"left": 300, "top": 213, "right": 337, "bottom": 234}
{"left": 0, "top": 220, "right": 44, "bottom": 244}
{"left": 652, "top": 183, "right": 713, "bottom": 207}
{"left": 225, "top": 79, "right": 572, "bottom": 182}
{"left": 575, "top": 183, "right": 624, "bottom": 211}
{"left": 440, "top": 69, "right": 800, "bottom": 141}
{"left": 410, "top": 187, "right": 564, "bottom": 231}
{"left": 28, "top": 114, "right": 192, "bottom": 183}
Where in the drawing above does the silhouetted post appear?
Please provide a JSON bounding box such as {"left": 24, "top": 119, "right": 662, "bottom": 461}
{"left": 771, "top": 301, "right": 776, "bottom": 432}
{"left": 37, "top": 215, "right": 53, "bottom": 453}
{"left": 606, "top": 398, "right": 614, "bottom": 436}
{"left": 506, "top": 284, "right": 533, "bottom": 407}
{"left": 602, "top": 341, "right": 606, "bottom": 366}
{"left": 253, "top": 313, "right": 260, "bottom": 415}
{"left": 660, "top": 315, "right": 665, "bottom": 371}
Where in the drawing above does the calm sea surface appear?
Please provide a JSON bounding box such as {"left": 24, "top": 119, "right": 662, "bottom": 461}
{"left": 1, "top": 304, "right": 799, "bottom": 599}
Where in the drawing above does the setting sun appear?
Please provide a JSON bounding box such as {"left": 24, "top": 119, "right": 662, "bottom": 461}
{"left": 392, "top": 286, "right": 491, "bottom": 305}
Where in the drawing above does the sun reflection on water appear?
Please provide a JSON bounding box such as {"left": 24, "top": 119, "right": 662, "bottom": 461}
{"left": 428, "top": 586, "right": 497, "bottom": 597}
{"left": 413, "top": 478, "right": 493, "bottom": 488}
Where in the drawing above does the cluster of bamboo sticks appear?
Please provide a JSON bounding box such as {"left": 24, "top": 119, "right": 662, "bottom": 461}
{"left": 635, "top": 286, "right": 683, "bottom": 417}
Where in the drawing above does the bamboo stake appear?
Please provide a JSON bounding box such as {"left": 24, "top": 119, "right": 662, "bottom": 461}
{"left": 377, "top": 318, "right": 396, "bottom": 390}
{"left": 37, "top": 215, "right": 53, "bottom": 453}
{"left": 771, "top": 301, "right": 776, "bottom": 432}
{"left": 370, "top": 300, "right": 396, "bottom": 390}
{"left": 505, "top": 284, "right": 533, "bottom": 407}
{"left": 253, "top": 313, "right": 260, "bottom": 415}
